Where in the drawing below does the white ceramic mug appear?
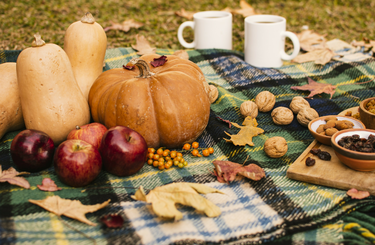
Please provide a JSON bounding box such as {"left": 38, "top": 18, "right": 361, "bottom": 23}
{"left": 178, "top": 11, "right": 232, "bottom": 50}
{"left": 244, "top": 15, "right": 300, "bottom": 68}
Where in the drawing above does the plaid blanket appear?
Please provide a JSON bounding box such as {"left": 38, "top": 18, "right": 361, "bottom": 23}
{"left": 1, "top": 47, "right": 375, "bottom": 245}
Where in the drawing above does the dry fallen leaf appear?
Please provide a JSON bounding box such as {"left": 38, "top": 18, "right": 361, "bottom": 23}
{"left": 29, "top": 196, "right": 111, "bottom": 226}
{"left": 0, "top": 165, "right": 30, "bottom": 189}
{"left": 131, "top": 34, "right": 156, "bottom": 55}
{"left": 346, "top": 188, "right": 370, "bottom": 199}
{"left": 351, "top": 37, "right": 375, "bottom": 51}
{"left": 292, "top": 46, "right": 337, "bottom": 65}
{"left": 296, "top": 30, "right": 326, "bottom": 52}
{"left": 173, "top": 50, "right": 189, "bottom": 60}
{"left": 104, "top": 19, "right": 144, "bottom": 32}
{"left": 37, "top": 178, "right": 62, "bottom": 192}
{"left": 131, "top": 182, "right": 223, "bottom": 221}
{"left": 223, "top": 0, "right": 258, "bottom": 17}
{"left": 175, "top": 8, "right": 195, "bottom": 20}
{"left": 224, "top": 116, "right": 264, "bottom": 146}
{"left": 213, "top": 160, "right": 265, "bottom": 183}
{"left": 291, "top": 77, "right": 336, "bottom": 99}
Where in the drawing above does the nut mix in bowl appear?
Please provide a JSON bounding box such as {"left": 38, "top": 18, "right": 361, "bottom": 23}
{"left": 308, "top": 115, "right": 365, "bottom": 145}
{"left": 331, "top": 128, "right": 375, "bottom": 171}
{"left": 359, "top": 97, "right": 375, "bottom": 130}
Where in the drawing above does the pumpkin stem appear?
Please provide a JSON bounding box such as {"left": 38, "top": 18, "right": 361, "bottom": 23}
{"left": 31, "top": 33, "right": 46, "bottom": 47}
{"left": 81, "top": 12, "right": 95, "bottom": 24}
{"left": 127, "top": 58, "right": 155, "bottom": 78}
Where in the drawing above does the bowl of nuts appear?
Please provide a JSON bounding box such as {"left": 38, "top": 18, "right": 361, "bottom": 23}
{"left": 308, "top": 115, "right": 365, "bottom": 145}
{"left": 331, "top": 128, "right": 375, "bottom": 171}
{"left": 359, "top": 97, "right": 375, "bottom": 129}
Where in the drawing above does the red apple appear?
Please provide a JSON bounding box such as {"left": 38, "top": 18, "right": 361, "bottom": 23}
{"left": 100, "top": 126, "right": 148, "bottom": 177}
{"left": 54, "top": 139, "right": 102, "bottom": 187}
{"left": 67, "top": 122, "right": 107, "bottom": 149}
{"left": 10, "top": 129, "right": 55, "bottom": 172}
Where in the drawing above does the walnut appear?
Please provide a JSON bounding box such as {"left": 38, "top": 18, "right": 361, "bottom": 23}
{"left": 255, "top": 91, "right": 276, "bottom": 112}
{"left": 297, "top": 107, "right": 319, "bottom": 127}
{"left": 240, "top": 101, "right": 258, "bottom": 118}
{"left": 271, "top": 107, "right": 294, "bottom": 125}
{"left": 208, "top": 85, "right": 218, "bottom": 103}
{"left": 289, "top": 96, "right": 310, "bottom": 114}
{"left": 264, "top": 136, "right": 288, "bottom": 158}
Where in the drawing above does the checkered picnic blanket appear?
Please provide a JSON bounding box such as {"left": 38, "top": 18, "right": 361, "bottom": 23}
{"left": 1, "top": 47, "right": 375, "bottom": 245}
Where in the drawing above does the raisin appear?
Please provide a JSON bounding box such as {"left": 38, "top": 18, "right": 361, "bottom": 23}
{"left": 306, "top": 157, "right": 316, "bottom": 166}
{"left": 310, "top": 148, "right": 321, "bottom": 155}
{"left": 317, "top": 151, "right": 331, "bottom": 161}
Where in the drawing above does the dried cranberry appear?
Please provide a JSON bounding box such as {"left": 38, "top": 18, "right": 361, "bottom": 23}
{"left": 317, "top": 151, "right": 331, "bottom": 161}
{"left": 306, "top": 157, "right": 316, "bottom": 166}
{"left": 310, "top": 148, "right": 321, "bottom": 155}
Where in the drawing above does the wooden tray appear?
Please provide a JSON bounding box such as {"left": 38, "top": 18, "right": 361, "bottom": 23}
{"left": 287, "top": 139, "right": 375, "bottom": 195}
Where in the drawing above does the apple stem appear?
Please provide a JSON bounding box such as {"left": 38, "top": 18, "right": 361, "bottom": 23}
{"left": 75, "top": 125, "right": 81, "bottom": 130}
{"left": 126, "top": 58, "right": 155, "bottom": 78}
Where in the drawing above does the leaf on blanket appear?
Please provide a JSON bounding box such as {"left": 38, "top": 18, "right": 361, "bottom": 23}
{"left": 292, "top": 45, "right": 337, "bottom": 65}
{"left": 295, "top": 30, "right": 326, "bottom": 52}
{"left": 351, "top": 37, "right": 375, "bottom": 52}
{"left": 104, "top": 19, "right": 144, "bottom": 32}
{"left": 100, "top": 214, "right": 124, "bottom": 228}
{"left": 29, "top": 196, "right": 111, "bottom": 226}
{"left": 131, "top": 182, "right": 224, "bottom": 221}
{"left": 37, "top": 178, "right": 62, "bottom": 192}
{"left": 291, "top": 77, "right": 336, "bottom": 99}
{"left": 213, "top": 160, "right": 265, "bottom": 183}
{"left": 222, "top": 0, "right": 258, "bottom": 17}
{"left": 0, "top": 165, "right": 30, "bottom": 189}
{"left": 131, "top": 34, "right": 156, "bottom": 55}
{"left": 224, "top": 116, "right": 264, "bottom": 146}
{"left": 173, "top": 50, "right": 189, "bottom": 60}
{"left": 175, "top": 8, "right": 195, "bottom": 20}
{"left": 346, "top": 188, "right": 370, "bottom": 199}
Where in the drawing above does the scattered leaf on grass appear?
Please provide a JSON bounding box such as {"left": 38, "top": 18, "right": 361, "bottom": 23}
{"left": 37, "top": 178, "right": 62, "bottom": 192}
{"left": 104, "top": 19, "right": 144, "bottom": 33}
{"left": 100, "top": 214, "right": 124, "bottom": 228}
{"left": 213, "top": 160, "right": 265, "bottom": 183}
{"left": 29, "top": 196, "right": 111, "bottom": 226}
{"left": 150, "top": 55, "right": 168, "bottom": 67}
{"left": 131, "top": 182, "right": 224, "bottom": 221}
{"left": 222, "top": 0, "right": 258, "bottom": 17}
{"left": 173, "top": 50, "right": 189, "bottom": 60}
{"left": 291, "top": 77, "right": 336, "bottom": 99}
{"left": 224, "top": 116, "right": 264, "bottom": 146}
{"left": 175, "top": 8, "right": 195, "bottom": 20}
{"left": 346, "top": 188, "right": 370, "bottom": 199}
{"left": 0, "top": 165, "right": 30, "bottom": 189}
{"left": 131, "top": 34, "right": 156, "bottom": 55}
{"left": 295, "top": 30, "right": 326, "bottom": 52}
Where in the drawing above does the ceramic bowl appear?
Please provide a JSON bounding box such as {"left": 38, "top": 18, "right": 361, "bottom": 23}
{"left": 331, "top": 128, "right": 375, "bottom": 171}
{"left": 359, "top": 97, "right": 375, "bottom": 129}
{"left": 308, "top": 115, "right": 365, "bottom": 145}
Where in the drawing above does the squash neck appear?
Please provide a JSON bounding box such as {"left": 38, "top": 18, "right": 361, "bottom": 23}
{"left": 31, "top": 33, "right": 45, "bottom": 47}
{"left": 127, "top": 58, "right": 155, "bottom": 78}
{"left": 81, "top": 12, "right": 95, "bottom": 24}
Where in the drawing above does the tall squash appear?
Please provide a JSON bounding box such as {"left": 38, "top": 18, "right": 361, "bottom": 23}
{"left": 0, "top": 62, "right": 25, "bottom": 139}
{"left": 16, "top": 34, "right": 91, "bottom": 145}
{"left": 64, "top": 12, "right": 107, "bottom": 100}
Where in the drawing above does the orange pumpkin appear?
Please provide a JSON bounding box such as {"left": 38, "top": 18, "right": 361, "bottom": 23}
{"left": 88, "top": 54, "right": 211, "bottom": 148}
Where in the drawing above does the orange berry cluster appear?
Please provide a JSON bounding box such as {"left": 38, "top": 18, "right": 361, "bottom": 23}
{"left": 147, "top": 147, "right": 188, "bottom": 170}
{"left": 182, "top": 142, "right": 214, "bottom": 157}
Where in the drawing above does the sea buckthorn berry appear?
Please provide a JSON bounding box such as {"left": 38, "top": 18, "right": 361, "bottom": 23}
{"left": 162, "top": 150, "right": 170, "bottom": 157}
{"left": 208, "top": 147, "right": 214, "bottom": 154}
{"left": 153, "top": 161, "right": 159, "bottom": 167}
{"left": 192, "top": 142, "right": 199, "bottom": 149}
{"left": 183, "top": 143, "right": 191, "bottom": 150}
{"left": 148, "top": 148, "right": 155, "bottom": 153}
{"left": 173, "top": 160, "right": 179, "bottom": 166}
{"left": 170, "top": 151, "right": 177, "bottom": 158}
{"left": 183, "top": 161, "right": 188, "bottom": 166}
{"left": 147, "top": 159, "right": 153, "bottom": 165}
{"left": 175, "top": 156, "right": 182, "bottom": 162}
{"left": 153, "top": 154, "right": 160, "bottom": 160}
{"left": 177, "top": 152, "right": 183, "bottom": 157}
{"left": 202, "top": 149, "right": 210, "bottom": 157}
{"left": 167, "top": 160, "right": 173, "bottom": 166}
{"left": 178, "top": 162, "right": 184, "bottom": 168}
{"left": 197, "top": 153, "right": 202, "bottom": 157}
{"left": 164, "top": 164, "right": 170, "bottom": 169}
{"left": 159, "top": 157, "right": 165, "bottom": 163}
{"left": 191, "top": 149, "right": 199, "bottom": 156}
{"left": 147, "top": 153, "right": 154, "bottom": 159}
{"left": 158, "top": 164, "right": 165, "bottom": 170}
{"left": 156, "top": 148, "right": 164, "bottom": 155}
{"left": 179, "top": 158, "right": 185, "bottom": 163}
{"left": 165, "top": 156, "right": 171, "bottom": 161}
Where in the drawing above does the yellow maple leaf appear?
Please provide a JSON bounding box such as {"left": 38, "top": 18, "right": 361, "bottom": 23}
{"left": 132, "top": 182, "right": 223, "bottom": 221}
{"left": 222, "top": 0, "right": 258, "bottom": 17}
{"left": 29, "top": 196, "right": 111, "bottom": 226}
{"left": 224, "top": 116, "right": 264, "bottom": 146}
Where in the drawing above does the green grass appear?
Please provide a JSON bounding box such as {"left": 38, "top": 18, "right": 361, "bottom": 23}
{"left": 1, "top": 0, "right": 374, "bottom": 52}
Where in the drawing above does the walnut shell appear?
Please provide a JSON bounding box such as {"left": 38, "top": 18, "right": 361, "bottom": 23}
{"left": 271, "top": 107, "right": 294, "bottom": 125}
{"left": 289, "top": 96, "right": 310, "bottom": 114}
{"left": 264, "top": 136, "right": 288, "bottom": 158}
{"left": 208, "top": 85, "right": 218, "bottom": 103}
{"left": 297, "top": 107, "right": 319, "bottom": 127}
{"left": 240, "top": 101, "right": 258, "bottom": 118}
{"left": 255, "top": 91, "right": 276, "bottom": 112}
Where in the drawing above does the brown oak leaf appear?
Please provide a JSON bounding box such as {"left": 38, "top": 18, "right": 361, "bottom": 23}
{"left": 175, "top": 8, "right": 195, "bottom": 20}
{"left": 131, "top": 183, "right": 223, "bottom": 221}
{"left": 29, "top": 196, "right": 111, "bottom": 226}
{"left": 292, "top": 45, "right": 337, "bottom": 65}
{"left": 37, "top": 178, "right": 62, "bottom": 192}
{"left": 224, "top": 116, "right": 264, "bottom": 146}
{"left": 346, "top": 188, "right": 370, "bottom": 199}
{"left": 213, "top": 160, "right": 265, "bottom": 183}
{"left": 131, "top": 34, "right": 156, "bottom": 55}
{"left": 222, "top": 0, "right": 258, "bottom": 17}
{"left": 104, "top": 19, "right": 144, "bottom": 32}
{"left": 100, "top": 214, "right": 124, "bottom": 228}
{"left": 295, "top": 30, "right": 326, "bottom": 52}
{"left": 0, "top": 165, "right": 30, "bottom": 189}
{"left": 291, "top": 77, "right": 336, "bottom": 99}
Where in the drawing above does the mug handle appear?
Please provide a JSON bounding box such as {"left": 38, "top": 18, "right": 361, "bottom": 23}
{"left": 177, "top": 21, "right": 195, "bottom": 48}
{"left": 280, "top": 31, "right": 300, "bottom": 61}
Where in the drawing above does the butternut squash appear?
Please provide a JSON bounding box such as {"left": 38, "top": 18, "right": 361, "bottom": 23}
{"left": 0, "top": 62, "right": 25, "bottom": 139}
{"left": 64, "top": 12, "right": 107, "bottom": 100}
{"left": 16, "top": 34, "right": 91, "bottom": 145}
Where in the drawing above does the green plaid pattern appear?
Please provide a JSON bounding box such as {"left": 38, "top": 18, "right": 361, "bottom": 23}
{"left": 1, "top": 48, "right": 375, "bottom": 245}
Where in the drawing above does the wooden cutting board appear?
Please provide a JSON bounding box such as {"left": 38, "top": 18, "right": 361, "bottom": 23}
{"left": 287, "top": 140, "right": 375, "bottom": 195}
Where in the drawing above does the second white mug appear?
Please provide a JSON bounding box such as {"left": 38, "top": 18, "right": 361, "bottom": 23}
{"left": 177, "top": 11, "right": 232, "bottom": 50}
